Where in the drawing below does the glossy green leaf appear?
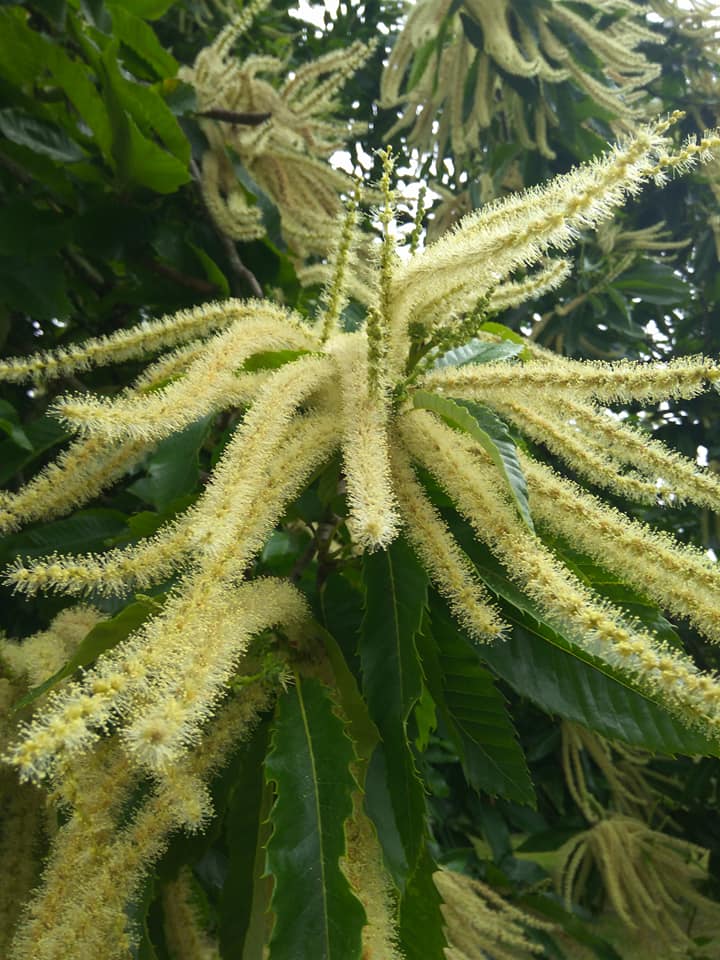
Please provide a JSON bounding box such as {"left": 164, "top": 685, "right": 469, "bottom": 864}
{"left": 265, "top": 676, "right": 365, "bottom": 960}
{"left": 434, "top": 337, "right": 523, "bottom": 369}
{"left": 0, "top": 416, "right": 69, "bottom": 485}
{"left": 449, "top": 526, "right": 720, "bottom": 756}
{"left": 413, "top": 391, "right": 534, "bottom": 530}
{"left": 361, "top": 536, "right": 429, "bottom": 878}
{"left": 0, "top": 400, "right": 32, "bottom": 451}
{"left": 0, "top": 108, "right": 86, "bottom": 162}
{"left": 425, "top": 594, "right": 535, "bottom": 805}
{"left": 14, "top": 596, "right": 159, "bottom": 709}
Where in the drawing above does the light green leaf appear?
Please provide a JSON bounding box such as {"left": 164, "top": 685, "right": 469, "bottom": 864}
{"left": 240, "top": 349, "right": 314, "bottom": 373}
{"left": 0, "top": 108, "right": 86, "bottom": 162}
{"left": 14, "top": 596, "right": 159, "bottom": 709}
{"left": 434, "top": 337, "right": 523, "bottom": 369}
{"left": 361, "top": 536, "right": 429, "bottom": 879}
{"left": 265, "top": 676, "right": 365, "bottom": 960}
{"left": 413, "top": 391, "right": 534, "bottom": 530}
{"left": 108, "top": 3, "right": 178, "bottom": 77}
{"left": 423, "top": 594, "right": 536, "bottom": 805}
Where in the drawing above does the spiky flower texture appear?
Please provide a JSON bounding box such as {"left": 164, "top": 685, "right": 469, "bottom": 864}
{"left": 4, "top": 118, "right": 720, "bottom": 957}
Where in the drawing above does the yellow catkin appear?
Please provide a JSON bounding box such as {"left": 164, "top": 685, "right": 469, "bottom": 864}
{"left": 555, "top": 816, "right": 720, "bottom": 947}
{"left": 0, "top": 606, "right": 103, "bottom": 687}
{"left": 422, "top": 355, "right": 720, "bottom": 406}
{"left": 6, "top": 412, "right": 338, "bottom": 781}
{"left": 53, "top": 310, "right": 320, "bottom": 442}
{"left": 435, "top": 868, "right": 553, "bottom": 960}
{"left": 390, "top": 443, "right": 506, "bottom": 639}
{"left": 401, "top": 410, "right": 720, "bottom": 738}
{"left": 162, "top": 867, "right": 220, "bottom": 960}
{"left": 521, "top": 455, "right": 720, "bottom": 643}
{"left": 9, "top": 689, "right": 271, "bottom": 960}
{"left": 331, "top": 333, "right": 400, "bottom": 550}
{"left": 341, "top": 793, "right": 403, "bottom": 960}
{"left": 0, "top": 299, "right": 247, "bottom": 384}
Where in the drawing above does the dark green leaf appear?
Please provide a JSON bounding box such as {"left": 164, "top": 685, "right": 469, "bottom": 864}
{"left": 14, "top": 596, "right": 158, "bottom": 709}
{"left": 0, "top": 416, "right": 69, "bottom": 485}
{"left": 0, "top": 108, "right": 86, "bottom": 162}
{"left": 0, "top": 508, "right": 128, "bottom": 564}
{"left": 413, "top": 391, "right": 534, "bottom": 530}
{"left": 613, "top": 260, "right": 688, "bottom": 305}
{"left": 361, "top": 537, "right": 429, "bottom": 879}
{"left": 128, "top": 416, "right": 211, "bottom": 511}
{"left": 265, "top": 676, "right": 365, "bottom": 960}
{"left": 398, "top": 846, "right": 447, "bottom": 960}
{"left": 220, "top": 721, "right": 271, "bottom": 959}
{"left": 425, "top": 593, "right": 535, "bottom": 805}
{"left": 407, "top": 37, "right": 436, "bottom": 93}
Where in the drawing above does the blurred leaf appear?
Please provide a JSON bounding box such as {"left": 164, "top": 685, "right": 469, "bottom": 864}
{"left": 240, "top": 349, "right": 314, "bottom": 372}
{"left": 398, "top": 846, "right": 447, "bottom": 960}
{"left": 0, "top": 108, "right": 86, "bottom": 162}
{"left": 265, "top": 676, "right": 365, "bottom": 960}
{"left": 108, "top": 3, "right": 178, "bottom": 77}
{"left": 613, "top": 260, "right": 688, "bottom": 306}
{"left": 0, "top": 416, "right": 69, "bottom": 485}
{"left": 0, "top": 400, "right": 32, "bottom": 451}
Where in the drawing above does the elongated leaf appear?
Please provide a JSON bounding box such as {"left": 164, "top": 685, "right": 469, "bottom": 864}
{"left": 449, "top": 523, "right": 719, "bottom": 756}
{"left": 265, "top": 677, "right": 365, "bottom": 960}
{"left": 108, "top": 4, "right": 178, "bottom": 77}
{"left": 240, "top": 349, "right": 314, "bottom": 373}
{"left": 0, "top": 108, "right": 86, "bottom": 162}
{"left": 220, "top": 721, "right": 271, "bottom": 959}
{"left": 361, "top": 537, "right": 429, "bottom": 879}
{"left": 398, "top": 846, "right": 447, "bottom": 960}
{"left": 425, "top": 594, "right": 535, "bottom": 805}
{"left": 434, "top": 338, "right": 523, "bottom": 369}
{"left": 413, "top": 390, "right": 534, "bottom": 530}
{"left": 0, "top": 415, "right": 69, "bottom": 485}
{"left": 14, "top": 596, "right": 159, "bottom": 709}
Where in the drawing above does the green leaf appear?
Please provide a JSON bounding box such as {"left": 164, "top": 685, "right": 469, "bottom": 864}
{"left": 107, "top": 4, "right": 178, "bottom": 77}
{"left": 320, "top": 623, "right": 379, "bottom": 767}
{"left": 265, "top": 676, "right": 365, "bottom": 960}
{"left": 0, "top": 108, "right": 86, "bottom": 162}
{"left": 240, "top": 349, "right": 314, "bottom": 373}
{"left": 220, "top": 721, "right": 271, "bottom": 959}
{"left": 450, "top": 528, "right": 720, "bottom": 757}
{"left": 413, "top": 391, "right": 534, "bottom": 531}
{"left": 0, "top": 400, "right": 32, "bottom": 451}
{"left": 0, "top": 508, "right": 128, "bottom": 564}
{"left": 227, "top": 153, "right": 286, "bottom": 251}
{"left": 119, "top": 0, "right": 176, "bottom": 18}
{"left": 478, "top": 320, "right": 527, "bottom": 346}
{"left": 434, "top": 337, "right": 523, "bottom": 369}
{"left": 360, "top": 536, "right": 429, "bottom": 879}
{"left": 424, "top": 594, "right": 536, "bottom": 805}
{"left": 613, "top": 260, "right": 689, "bottom": 306}
{"left": 0, "top": 415, "right": 69, "bottom": 485}
{"left": 398, "top": 846, "right": 447, "bottom": 960}
{"left": 14, "top": 596, "right": 158, "bottom": 709}
{"left": 128, "top": 416, "right": 211, "bottom": 511}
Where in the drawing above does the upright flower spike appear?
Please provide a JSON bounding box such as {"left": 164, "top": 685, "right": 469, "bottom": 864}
{"left": 381, "top": 0, "right": 659, "bottom": 162}
{"left": 5, "top": 119, "right": 720, "bottom": 957}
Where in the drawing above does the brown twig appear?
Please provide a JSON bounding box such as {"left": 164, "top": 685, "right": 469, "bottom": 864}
{"left": 141, "top": 258, "right": 219, "bottom": 296}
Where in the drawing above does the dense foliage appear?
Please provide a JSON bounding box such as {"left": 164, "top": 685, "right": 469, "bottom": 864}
{"left": 2, "top": 2, "right": 720, "bottom": 958}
